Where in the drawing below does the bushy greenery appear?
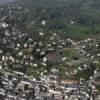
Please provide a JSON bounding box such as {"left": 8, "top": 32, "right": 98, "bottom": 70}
{"left": 12, "top": 0, "right": 100, "bottom": 39}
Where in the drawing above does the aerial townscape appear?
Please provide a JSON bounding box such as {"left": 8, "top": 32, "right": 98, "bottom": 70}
{"left": 0, "top": 0, "right": 100, "bottom": 100}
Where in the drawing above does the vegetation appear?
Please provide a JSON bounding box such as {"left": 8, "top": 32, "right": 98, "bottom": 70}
{"left": 75, "top": 63, "right": 96, "bottom": 80}
{"left": 12, "top": 0, "right": 100, "bottom": 39}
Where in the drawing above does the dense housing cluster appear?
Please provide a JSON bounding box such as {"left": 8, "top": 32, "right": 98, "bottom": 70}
{"left": 0, "top": 1, "right": 99, "bottom": 100}
{"left": 0, "top": 69, "right": 99, "bottom": 100}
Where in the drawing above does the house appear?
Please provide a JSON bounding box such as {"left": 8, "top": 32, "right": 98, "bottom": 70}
{"left": 46, "top": 51, "right": 62, "bottom": 62}
{"left": 94, "top": 71, "right": 100, "bottom": 86}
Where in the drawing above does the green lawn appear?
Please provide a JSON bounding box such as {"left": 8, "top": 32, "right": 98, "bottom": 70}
{"left": 48, "top": 18, "right": 100, "bottom": 39}
{"left": 63, "top": 48, "right": 79, "bottom": 58}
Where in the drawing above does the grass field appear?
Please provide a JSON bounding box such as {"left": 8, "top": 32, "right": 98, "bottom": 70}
{"left": 48, "top": 18, "right": 100, "bottom": 39}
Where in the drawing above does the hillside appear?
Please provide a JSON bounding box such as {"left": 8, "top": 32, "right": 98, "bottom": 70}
{"left": 1, "top": 0, "right": 100, "bottom": 39}
{"left": 0, "top": 0, "right": 16, "bottom": 4}
{"left": 2, "top": 0, "right": 100, "bottom": 25}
